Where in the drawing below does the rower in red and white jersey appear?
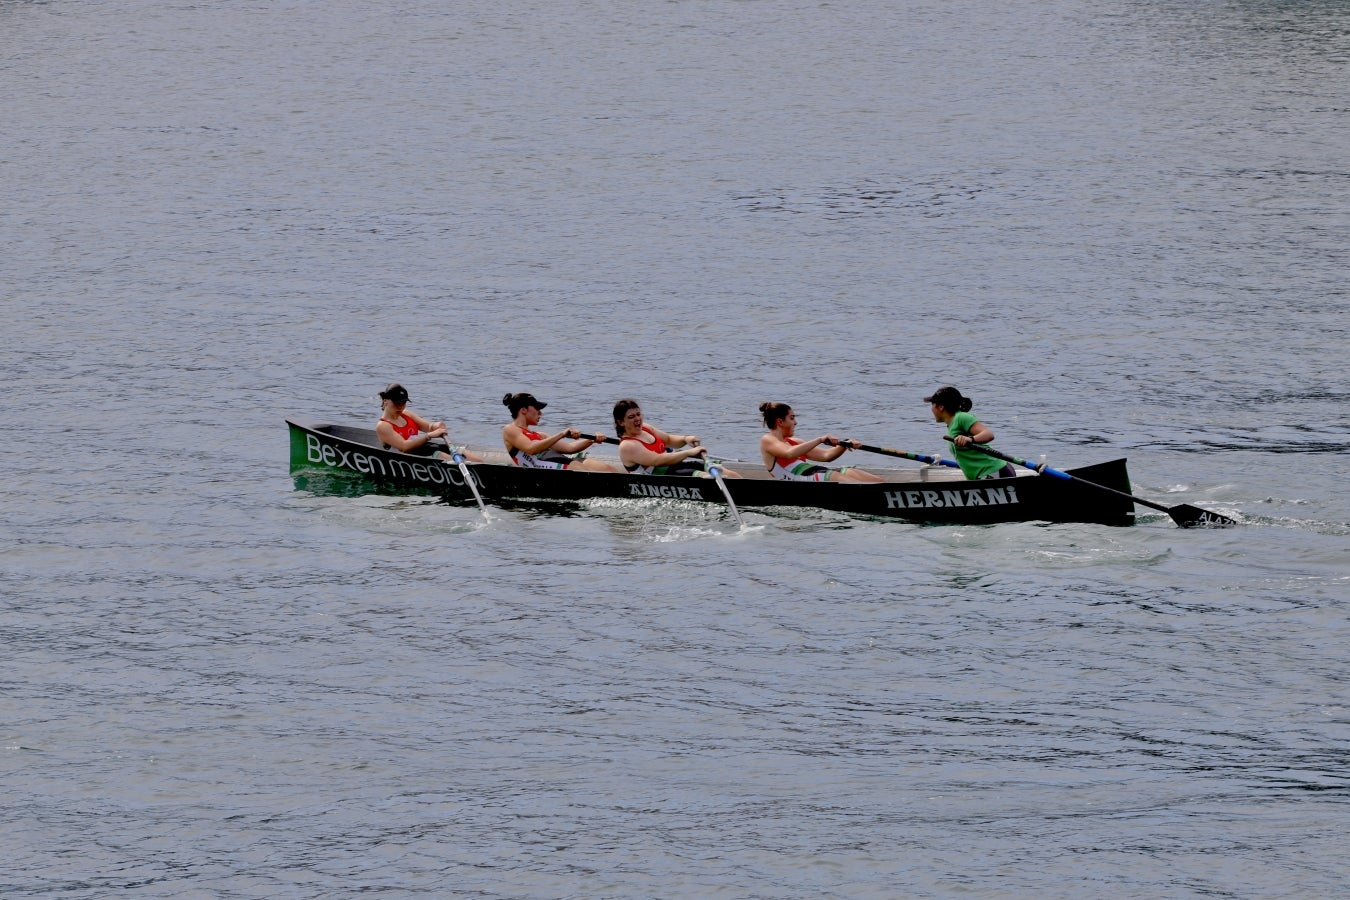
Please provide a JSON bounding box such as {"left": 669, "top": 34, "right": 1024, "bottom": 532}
{"left": 612, "top": 398, "right": 741, "bottom": 478}
{"left": 757, "top": 402, "right": 881, "bottom": 483}
{"left": 501, "top": 392, "right": 617, "bottom": 472}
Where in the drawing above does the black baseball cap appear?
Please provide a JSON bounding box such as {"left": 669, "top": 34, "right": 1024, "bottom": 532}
{"left": 923, "top": 386, "right": 962, "bottom": 406}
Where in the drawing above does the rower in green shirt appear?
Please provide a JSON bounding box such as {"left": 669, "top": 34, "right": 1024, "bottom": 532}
{"left": 925, "top": 386, "right": 1016, "bottom": 480}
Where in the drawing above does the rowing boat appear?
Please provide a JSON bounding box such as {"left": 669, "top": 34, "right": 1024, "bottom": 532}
{"left": 287, "top": 417, "right": 1137, "bottom": 525}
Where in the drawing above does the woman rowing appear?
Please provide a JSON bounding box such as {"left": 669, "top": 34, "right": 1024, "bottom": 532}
{"left": 613, "top": 398, "right": 742, "bottom": 478}
{"left": 925, "top": 385, "right": 1015, "bottom": 479}
{"left": 758, "top": 402, "right": 881, "bottom": 483}
{"left": 502, "top": 392, "right": 618, "bottom": 472}
{"left": 376, "top": 383, "right": 483, "bottom": 462}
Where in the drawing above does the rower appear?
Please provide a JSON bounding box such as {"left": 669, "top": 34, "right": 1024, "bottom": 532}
{"left": 501, "top": 392, "right": 618, "bottom": 472}
{"left": 924, "top": 386, "right": 1015, "bottom": 480}
{"left": 375, "top": 383, "right": 483, "bottom": 462}
{"left": 758, "top": 402, "right": 882, "bottom": 483}
{"left": 612, "top": 398, "right": 742, "bottom": 478}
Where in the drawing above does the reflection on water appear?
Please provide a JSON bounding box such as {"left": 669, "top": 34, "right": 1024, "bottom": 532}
{"left": 291, "top": 470, "right": 384, "bottom": 498}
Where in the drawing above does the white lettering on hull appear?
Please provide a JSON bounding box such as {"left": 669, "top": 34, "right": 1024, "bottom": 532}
{"left": 305, "top": 434, "right": 479, "bottom": 488}
{"left": 883, "top": 483, "right": 1020, "bottom": 510}
{"left": 628, "top": 483, "right": 706, "bottom": 500}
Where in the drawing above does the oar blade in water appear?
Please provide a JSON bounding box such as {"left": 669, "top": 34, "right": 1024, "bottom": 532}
{"left": 1171, "top": 504, "right": 1238, "bottom": 529}
{"left": 950, "top": 436, "right": 1239, "bottom": 529}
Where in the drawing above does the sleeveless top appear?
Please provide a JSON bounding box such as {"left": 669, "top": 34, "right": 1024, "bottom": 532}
{"left": 623, "top": 426, "right": 706, "bottom": 477}
{"left": 510, "top": 426, "right": 573, "bottom": 469}
{"left": 773, "top": 437, "right": 811, "bottom": 469}
{"left": 770, "top": 437, "right": 831, "bottom": 482}
{"left": 382, "top": 416, "right": 420, "bottom": 441}
{"left": 621, "top": 426, "right": 666, "bottom": 473}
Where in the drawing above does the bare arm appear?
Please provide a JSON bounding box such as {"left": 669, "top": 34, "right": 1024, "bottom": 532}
{"left": 951, "top": 420, "right": 994, "bottom": 448}
{"left": 377, "top": 415, "right": 447, "bottom": 452}
{"left": 801, "top": 435, "right": 846, "bottom": 462}
{"left": 620, "top": 438, "right": 706, "bottom": 469}
{"left": 648, "top": 423, "right": 699, "bottom": 449}
{"left": 812, "top": 436, "right": 865, "bottom": 462}
{"left": 761, "top": 434, "right": 831, "bottom": 469}
{"left": 504, "top": 424, "right": 602, "bottom": 456}
{"left": 504, "top": 423, "right": 562, "bottom": 455}
{"left": 553, "top": 431, "right": 604, "bottom": 455}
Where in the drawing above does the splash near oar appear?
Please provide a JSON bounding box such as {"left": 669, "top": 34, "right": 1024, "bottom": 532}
{"left": 946, "top": 438, "right": 1237, "bottom": 528}
{"left": 706, "top": 462, "right": 744, "bottom": 528}
{"left": 450, "top": 449, "right": 489, "bottom": 518}
{"left": 580, "top": 433, "right": 744, "bottom": 526}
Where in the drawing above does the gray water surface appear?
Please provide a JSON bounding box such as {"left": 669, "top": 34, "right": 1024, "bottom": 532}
{"left": 3, "top": 0, "right": 1348, "bottom": 897}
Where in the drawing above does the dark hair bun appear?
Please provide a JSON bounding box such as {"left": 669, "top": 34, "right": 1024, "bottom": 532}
{"left": 759, "top": 401, "right": 792, "bottom": 428}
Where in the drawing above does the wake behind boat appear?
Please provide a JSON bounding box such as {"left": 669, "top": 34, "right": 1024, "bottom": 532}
{"left": 287, "top": 417, "right": 1137, "bottom": 526}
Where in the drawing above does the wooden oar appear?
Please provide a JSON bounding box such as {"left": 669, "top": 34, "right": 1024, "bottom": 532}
{"left": 848, "top": 441, "right": 960, "bottom": 468}
{"left": 579, "top": 433, "right": 745, "bottom": 526}
{"left": 945, "top": 437, "right": 1237, "bottom": 528}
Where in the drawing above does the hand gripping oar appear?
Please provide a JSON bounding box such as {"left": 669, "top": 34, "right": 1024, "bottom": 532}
{"left": 848, "top": 441, "right": 960, "bottom": 468}
{"left": 579, "top": 433, "right": 744, "bottom": 527}
{"left": 945, "top": 437, "right": 1237, "bottom": 528}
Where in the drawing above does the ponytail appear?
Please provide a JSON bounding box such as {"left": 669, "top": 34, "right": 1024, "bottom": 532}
{"left": 760, "top": 401, "right": 792, "bottom": 429}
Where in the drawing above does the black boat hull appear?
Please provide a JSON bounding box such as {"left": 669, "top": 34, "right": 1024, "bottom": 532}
{"left": 287, "top": 418, "right": 1136, "bottom": 526}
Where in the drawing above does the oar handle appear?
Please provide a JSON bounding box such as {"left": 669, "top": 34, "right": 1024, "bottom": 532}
{"left": 582, "top": 432, "right": 728, "bottom": 477}
{"left": 852, "top": 441, "right": 960, "bottom": 468}
{"left": 579, "top": 432, "right": 708, "bottom": 456}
